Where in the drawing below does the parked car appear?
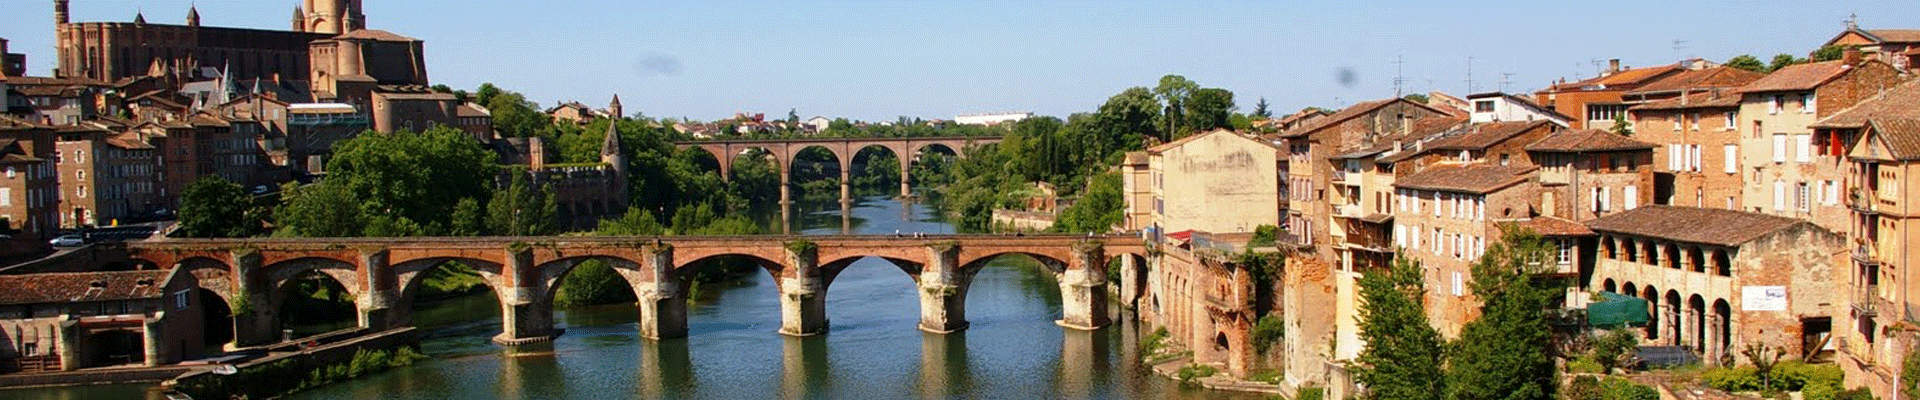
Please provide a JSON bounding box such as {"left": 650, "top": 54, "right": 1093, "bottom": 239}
{"left": 49, "top": 234, "right": 86, "bottom": 247}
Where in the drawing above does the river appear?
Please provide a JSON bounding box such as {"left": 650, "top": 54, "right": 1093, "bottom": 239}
{"left": 6, "top": 195, "right": 1259, "bottom": 400}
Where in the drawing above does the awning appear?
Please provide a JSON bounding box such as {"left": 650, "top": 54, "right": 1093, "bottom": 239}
{"left": 1587, "top": 291, "right": 1650, "bottom": 327}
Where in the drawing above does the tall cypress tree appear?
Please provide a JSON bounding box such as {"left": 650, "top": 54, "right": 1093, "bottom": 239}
{"left": 1354, "top": 256, "right": 1445, "bottom": 400}
{"left": 1445, "top": 229, "right": 1560, "bottom": 400}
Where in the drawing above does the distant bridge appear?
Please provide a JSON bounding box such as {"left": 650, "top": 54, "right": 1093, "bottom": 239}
{"left": 675, "top": 136, "right": 1003, "bottom": 202}
{"left": 125, "top": 234, "right": 1144, "bottom": 345}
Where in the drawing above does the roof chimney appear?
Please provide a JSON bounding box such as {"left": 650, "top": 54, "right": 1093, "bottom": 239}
{"left": 1608, "top": 59, "right": 1622, "bottom": 75}
{"left": 1843, "top": 47, "right": 1863, "bottom": 66}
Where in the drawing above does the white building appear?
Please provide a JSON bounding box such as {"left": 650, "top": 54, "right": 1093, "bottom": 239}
{"left": 954, "top": 112, "right": 1033, "bottom": 126}
{"left": 1466, "top": 92, "right": 1571, "bottom": 127}
{"left": 805, "top": 116, "right": 831, "bottom": 134}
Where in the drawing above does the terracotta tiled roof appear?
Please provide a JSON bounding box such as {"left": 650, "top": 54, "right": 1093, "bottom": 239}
{"left": 1547, "top": 64, "right": 1683, "bottom": 92}
{"left": 1393, "top": 164, "right": 1536, "bottom": 194}
{"left": 1427, "top": 120, "right": 1553, "bottom": 150}
{"left": 0, "top": 271, "right": 174, "bottom": 306}
{"left": 332, "top": 29, "right": 419, "bottom": 42}
{"left": 1864, "top": 29, "right": 1920, "bottom": 44}
{"left": 186, "top": 114, "right": 231, "bottom": 127}
{"left": 1526, "top": 129, "right": 1656, "bottom": 152}
{"left": 107, "top": 137, "right": 156, "bottom": 150}
{"left": 0, "top": 115, "right": 46, "bottom": 130}
{"left": 1811, "top": 78, "right": 1920, "bottom": 129}
{"left": 457, "top": 104, "right": 491, "bottom": 117}
{"left": 1627, "top": 67, "right": 1766, "bottom": 96}
{"left": 1586, "top": 206, "right": 1805, "bottom": 246}
{"left": 1630, "top": 92, "right": 1742, "bottom": 111}
{"left": 1147, "top": 129, "right": 1276, "bottom": 153}
{"left": 1511, "top": 216, "right": 1594, "bottom": 237}
{"left": 1864, "top": 118, "right": 1920, "bottom": 160}
{"left": 1737, "top": 61, "right": 1851, "bottom": 93}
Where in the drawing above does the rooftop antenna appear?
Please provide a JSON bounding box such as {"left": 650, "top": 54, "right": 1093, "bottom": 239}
{"left": 1465, "top": 56, "right": 1477, "bottom": 94}
{"left": 1499, "top": 73, "right": 1516, "bottom": 93}
{"left": 1589, "top": 59, "right": 1607, "bottom": 76}
{"left": 1392, "top": 55, "right": 1407, "bottom": 97}
{"left": 1846, "top": 13, "right": 1859, "bottom": 30}
{"left": 1673, "top": 39, "right": 1693, "bottom": 63}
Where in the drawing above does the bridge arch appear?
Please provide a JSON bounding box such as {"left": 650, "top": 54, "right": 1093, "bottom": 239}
{"left": 264, "top": 257, "right": 364, "bottom": 301}
{"left": 957, "top": 251, "right": 1071, "bottom": 276}
{"left": 176, "top": 256, "right": 236, "bottom": 302}
{"left": 269, "top": 264, "right": 361, "bottom": 337}
{"left": 534, "top": 255, "right": 647, "bottom": 306}
{"left": 818, "top": 255, "right": 923, "bottom": 290}
{"left": 392, "top": 257, "right": 508, "bottom": 306}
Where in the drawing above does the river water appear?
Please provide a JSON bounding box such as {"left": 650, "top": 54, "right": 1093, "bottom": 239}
{"left": 7, "top": 195, "right": 1259, "bottom": 400}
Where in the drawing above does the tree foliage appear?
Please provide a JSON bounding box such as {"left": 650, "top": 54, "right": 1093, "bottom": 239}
{"left": 325, "top": 126, "right": 497, "bottom": 235}
{"left": 1052, "top": 172, "right": 1124, "bottom": 233}
{"left": 486, "top": 174, "right": 558, "bottom": 236}
{"left": 274, "top": 181, "right": 363, "bottom": 237}
{"left": 1725, "top": 55, "right": 1766, "bottom": 72}
{"left": 1812, "top": 45, "right": 1853, "bottom": 62}
{"left": 1769, "top": 54, "right": 1809, "bottom": 72}
{"left": 1354, "top": 256, "right": 1445, "bottom": 400}
{"left": 1444, "top": 229, "right": 1559, "bottom": 400}
{"left": 177, "top": 176, "right": 262, "bottom": 238}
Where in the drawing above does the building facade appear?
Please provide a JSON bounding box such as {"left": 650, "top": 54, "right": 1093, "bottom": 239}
{"left": 0, "top": 268, "right": 206, "bottom": 373}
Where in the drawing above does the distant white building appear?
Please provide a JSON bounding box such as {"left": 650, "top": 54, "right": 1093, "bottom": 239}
{"left": 805, "top": 116, "right": 832, "bottom": 133}
{"left": 955, "top": 112, "right": 1033, "bottom": 126}
{"left": 1466, "top": 92, "right": 1571, "bottom": 127}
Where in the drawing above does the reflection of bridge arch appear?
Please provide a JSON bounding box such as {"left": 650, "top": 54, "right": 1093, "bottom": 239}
{"left": 123, "top": 234, "right": 1137, "bottom": 345}
{"left": 677, "top": 136, "right": 1001, "bottom": 200}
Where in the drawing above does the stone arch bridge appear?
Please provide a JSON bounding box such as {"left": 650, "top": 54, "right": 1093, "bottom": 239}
{"left": 676, "top": 136, "right": 1002, "bottom": 203}
{"left": 126, "top": 234, "right": 1143, "bottom": 346}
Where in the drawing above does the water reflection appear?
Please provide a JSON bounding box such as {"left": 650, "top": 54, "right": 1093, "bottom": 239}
{"left": 916, "top": 331, "right": 971, "bottom": 399}
{"left": 636, "top": 339, "right": 692, "bottom": 398}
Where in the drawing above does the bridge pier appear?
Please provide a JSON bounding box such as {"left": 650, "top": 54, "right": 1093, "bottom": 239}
{"left": 1057, "top": 244, "right": 1110, "bottom": 330}
{"left": 355, "top": 249, "right": 401, "bottom": 330}
{"left": 495, "top": 249, "right": 560, "bottom": 345}
{"left": 918, "top": 244, "right": 968, "bottom": 333}
{"left": 898, "top": 159, "right": 913, "bottom": 198}
{"left": 779, "top": 244, "right": 828, "bottom": 336}
{"left": 230, "top": 250, "right": 279, "bottom": 348}
{"left": 636, "top": 245, "right": 687, "bottom": 339}
{"left": 1117, "top": 255, "right": 1142, "bottom": 310}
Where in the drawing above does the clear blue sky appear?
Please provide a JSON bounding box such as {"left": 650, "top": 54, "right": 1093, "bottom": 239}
{"left": 4, "top": 1, "right": 1915, "bottom": 122}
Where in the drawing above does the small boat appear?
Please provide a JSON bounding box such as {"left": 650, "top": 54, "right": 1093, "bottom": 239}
{"left": 210, "top": 365, "right": 238, "bottom": 375}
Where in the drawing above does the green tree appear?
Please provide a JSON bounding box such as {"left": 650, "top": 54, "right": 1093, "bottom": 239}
{"left": 1253, "top": 97, "right": 1273, "bottom": 118}
{"left": 1725, "top": 55, "right": 1766, "bottom": 72}
{"left": 598, "top": 208, "right": 666, "bottom": 235}
{"left": 326, "top": 126, "right": 497, "bottom": 235}
{"left": 1403, "top": 93, "right": 1431, "bottom": 104}
{"left": 1444, "top": 229, "right": 1560, "bottom": 400}
{"left": 1813, "top": 45, "right": 1852, "bottom": 62}
{"left": 1154, "top": 75, "right": 1200, "bottom": 140}
{"left": 1608, "top": 115, "right": 1633, "bottom": 137}
{"left": 1591, "top": 328, "right": 1638, "bottom": 374}
{"left": 1769, "top": 54, "right": 1808, "bottom": 72}
{"left": 177, "top": 176, "right": 261, "bottom": 238}
{"left": 1184, "top": 87, "right": 1237, "bottom": 134}
{"left": 1053, "top": 172, "right": 1123, "bottom": 233}
{"left": 553, "top": 260, "right": 637, "bottom": 307}
{"left": 274, "top": 182, "right": 363, "bottom": 237}
{"left": 487, "top": 174, "right": 558, "bottom": 236}
{"left": 1354, "top": 256, "right": 1446, "bottom": 400}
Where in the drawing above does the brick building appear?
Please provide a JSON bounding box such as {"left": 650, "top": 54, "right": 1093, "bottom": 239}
{"left": 1588, "top": 206, "right": 1843, "bottom": 366}
{"left": 54, "top": 123, "right": 160, "bottom": 228}
{"left": 1823, "top": 26, "right": 1920, "bottom": 72}
{"left": 1141, "top": 129, "right": 1286, "bottom": 235}
{"left": 1276, "top": 98, "right": 1454, "bottom": 259}
{"left": 1735, "top": 55, "right": 1908, "bottom": 233}
{"left": 0, "top": 116, "right": 60, "bottom": 255}
{"left": 0, "top": 268, "right": 206, "bottom": 373}
{"left": 51, "top": 1, "right": 330, "bottom": 83}
{"left": 1628, "top": 91, "right": 1747, "bottom": 209}
{"left": 1535, "top": 60, "right": 1686, "bottom": 129}
{"left": 1524, "top": 129, "right": 1658, "bottom": 222}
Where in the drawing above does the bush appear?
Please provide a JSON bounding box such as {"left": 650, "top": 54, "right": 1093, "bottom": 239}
{"left": 1600, "top": 377, "right": 1658, "bottom": 400}
{"left": 1771, "top": 360, "right": 1843, "bottom": 391}
{"left": 1568, "top": 355, "right": 1605, "bottom": 374}
{"left": 1294, "top": 386, "right": 1325, "bottom": 400}
{"left": 1141, "top": 327, "right": 1170, "bottom": 356}
{"left": 1177, "top": 364, "right": 1218, "bottom": 382}
{"left": 1247, "top": 369, "right": 1283, "bottom": 384}
{"left": 1565, "top": 376, "right": 1603, "bottom": 400}
{"left": 1701, "top": 366, "right": 1762, "bottom": 392}
{"left": 1251, "top": 315, "right": 1284, "bottom": 354}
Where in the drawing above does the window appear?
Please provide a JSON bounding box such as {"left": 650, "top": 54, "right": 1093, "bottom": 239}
{"left": 1795, "top": 134, "right": 1811, "bottom": 163}
{"left": 76, "top": 170, "right": 84, "bottom": 181}
{"left": 1474, "top": 100, "right": 1495, "bottom": 112}
{"left": 1690, "top": 145, "right": 1702, "bottom": 172}
{"left": 1672, "top": 115, "right": 1683, "bottom": 131}
{"left": 3, "top": 167, "right": 10, "bottom": 178}
{"left": 1451, "top": 271, "right": 1463, "bottom": 297}
{"left": 1724, "top": 111, "right": 1737, "bottom": 129}
{"left": 1773, "top": 134, "right": 1788, "bottom": 163}
{"left": 1601, "top": 187, "right": 1612, "bottom": 212}
{"left": 1773, "top": 180, "right": 1787, "bottom": 211}
{"left": 1690, "top": 113, "right": 1701, "bottom": 130}
{"left": 1802, "top": 93, "right": 1816, "bottom": 114}
{"left": 1796, "top": 181, "right": 1810, "bottom": 212}
{"left": 1724, "top": 144, "right": 1738, "bottom": 174}
{"left": 0, "top": 188, "right": 9, "bottom": 206}
{"left": 1395, "top": 225, "right": 1407, "bottom": 248}
{"left": 1770, "top": 95, "right": 1783, "bottom": 114}
{"left": 1587, "top": 104, "right": 1629, "bottom": 124}
{"left": 1824, "top": 180, "right": 1839, "bottom": 205}
{"left": 174, "top": 291, "right": 190, "bottom": 310}
{"left": 1624, "top": 185, "right": 1639, "bottom": 210}
{"left": 1668, "top": 144, "right": 1683, "bottom": 171}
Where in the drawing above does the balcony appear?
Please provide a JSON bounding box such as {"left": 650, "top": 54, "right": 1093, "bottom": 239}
{"left": 1847, "top": 190, "right": 1878, "bottom": 214}
{"left": 1334, "top": 203, "right": 1365, "bottom": 219}
{"left": 1853, "top": 245, "right": 1882, "bottom": 267}
{"left": 1854, "top": 284, "right": 1880, "bottom": 317}
{"left": 288, "top": 113, "right": 372, "bottom": 127}
{"left": 1331, "top": 170, "right": 1349, "bottom": 182}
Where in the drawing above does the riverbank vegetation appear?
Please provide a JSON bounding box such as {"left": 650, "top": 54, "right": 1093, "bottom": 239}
{"left": 173, "top": 347, "right": 428, "bottom": 400}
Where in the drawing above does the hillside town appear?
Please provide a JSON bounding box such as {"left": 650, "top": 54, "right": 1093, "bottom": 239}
{"left": 0, "top": 1, "right": 1918, "bottom": 400}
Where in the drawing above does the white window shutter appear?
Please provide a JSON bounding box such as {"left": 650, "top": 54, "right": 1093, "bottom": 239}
{"left": 1773, "top": 180, "right": 1787, "bottom": 211}
{"left": 1796, "top": 134, "right": 1812, "bottom": 162}
{"left": 1773, "top": 134, "right": 1787, "bottom": 163}
{"left": 1691, "top": 145, "right": 1702, "bottom": 172}
{"left": 1625, "top": 186, "right": 1639, "bottom": 210}
{"left": 1724, "top": 144, "right": 1738, "bottom": 174}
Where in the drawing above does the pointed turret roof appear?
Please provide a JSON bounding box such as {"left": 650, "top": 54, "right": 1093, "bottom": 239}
{"left": 186, "top": 5, "right": 201, "bottom": 25}
{"left": 600, "top": 120, "right": 624, "bottom": 160}
{"left": 134, "top": 12, "right": 147, "bottom": 24}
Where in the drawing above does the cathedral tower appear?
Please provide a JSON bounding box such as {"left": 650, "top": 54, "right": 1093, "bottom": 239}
{"left": 303, "top": 0, "right": 366, "bottom": 34}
